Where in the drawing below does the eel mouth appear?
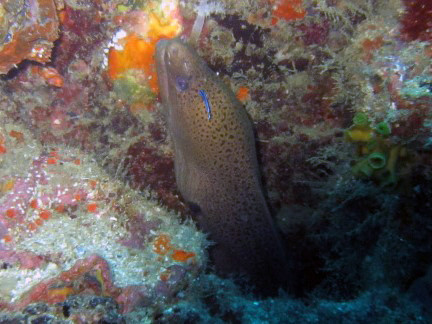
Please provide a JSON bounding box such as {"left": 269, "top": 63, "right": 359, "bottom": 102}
{"left": 155, "top": 39, "right": 171, "bottom": 106}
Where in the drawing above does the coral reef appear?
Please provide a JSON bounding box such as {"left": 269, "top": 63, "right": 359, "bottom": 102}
{"left": 0, "top": 0, "right": 431, "bottom": 322}
{"left": 0, "top": 111, "right": 206, "bottom": 318}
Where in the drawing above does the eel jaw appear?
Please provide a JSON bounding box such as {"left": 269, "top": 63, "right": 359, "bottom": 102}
{"left": 155, "top": 39, "right": 171, "bottom": 114}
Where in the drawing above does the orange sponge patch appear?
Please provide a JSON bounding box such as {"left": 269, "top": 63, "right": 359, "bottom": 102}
{"left": 172, "top": 249, "right": 195, "bottom": 262}
{"left": 108, "top": 12, "right": 182, "bottom": 94}
{"left": 271, "top": 0, "right": 306, "bottom": 25}
{"left": 108, "top": 34, "right": 158, "bottom": 92}
{"left": 236, "top": 86, "right": 250, "bottom": 102}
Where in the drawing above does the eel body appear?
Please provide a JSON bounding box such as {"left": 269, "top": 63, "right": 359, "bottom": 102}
{"left": 156, "top": 38, "right": 288, "bottom": 292}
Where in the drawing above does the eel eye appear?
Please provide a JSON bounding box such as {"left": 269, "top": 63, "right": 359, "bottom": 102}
{"left": 176, "top": 76, "right": 189, "bottom": 92}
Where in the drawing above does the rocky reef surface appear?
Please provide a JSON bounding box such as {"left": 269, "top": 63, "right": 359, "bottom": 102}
{"left": 0, "top": 0, "right": 431, "bottom": 322}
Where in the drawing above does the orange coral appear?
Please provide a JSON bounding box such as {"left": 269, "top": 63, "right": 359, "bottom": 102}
{"left": 47, "top": 157, "right": 57, "bottom": 165}
{"left": 236, "top": 86, "right": 250, "bottom": 102}
{"left": 108, "top": 11, "right": 182, "bottom": 94}
{"left": 172, "top": 249, "right": 195, "bottom": 262}
{"left": 87, "top": 203, "right": 98, "bottom": 213}
{"left": 3, "top": 234, "right": 12, "bottom": 243}
{"left": 5, "top": 208, "right": 16, "bottom": 218}
{"left": 153, "top": 234, "right": 172, "bottom": 255}
{"left": 39, "top": 210, "right": 52, "bottom": 220}
{"left": 108, "top": 33, "right": 159, "bottom": 92}
{"left": 152, "top": 234, "right": 196, "bottom": 262}
{"left": 271, "top": 0, "right": 306, "bottom": 25}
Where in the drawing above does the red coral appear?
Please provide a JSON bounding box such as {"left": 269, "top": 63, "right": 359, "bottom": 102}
{"left": 400, "top": 0, "right": 432, "bottom": 41}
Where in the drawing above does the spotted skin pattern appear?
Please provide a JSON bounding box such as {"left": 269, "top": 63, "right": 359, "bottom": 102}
{"left": 156, "top": 38, "right": 288, "bottom": 292}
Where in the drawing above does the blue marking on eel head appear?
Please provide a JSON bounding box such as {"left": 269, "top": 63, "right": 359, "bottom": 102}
{"left": 198, "top": 89, "right": 212, "bottom": 120}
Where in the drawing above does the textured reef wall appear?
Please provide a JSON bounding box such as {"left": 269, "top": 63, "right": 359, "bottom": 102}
{"left": 0, "top": 0, "right": 431, "bottom": 322}
{"left": 0, "top": 110, "right": 206, "bottom": 322}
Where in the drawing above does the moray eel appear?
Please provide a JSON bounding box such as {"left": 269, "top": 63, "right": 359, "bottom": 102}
{"left": 156, "top": 38, "right": 289, "bottom": 293}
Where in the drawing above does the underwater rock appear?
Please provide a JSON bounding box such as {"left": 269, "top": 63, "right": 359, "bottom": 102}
{"left": 0, "top": 114, "right": 206, "bottom": 314}
{"left": 0, "top": 0, "right": 59, "bottom": 74}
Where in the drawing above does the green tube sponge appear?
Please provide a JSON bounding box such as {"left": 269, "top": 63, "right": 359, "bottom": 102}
{"left": 352, "top": 158, "right": 374, "bottom": 178}
{"left": 367, "top": 152, "right": 387, "bottom": 170}
{"left": 379, "top": 146, "right": 400, "bottom": 188}
{"left": 375, "top": 122, "right": 391, "bottom": 136}
{"left": 352, "top": 112, "right": 369, "bottom": 127}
